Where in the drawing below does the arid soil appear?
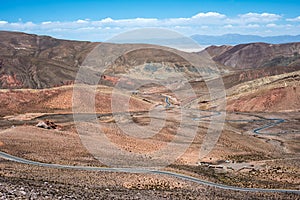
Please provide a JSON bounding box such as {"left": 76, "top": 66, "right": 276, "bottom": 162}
{"left": 0, "top": 104, "right": 299, "bottom": 189}
{"left": 0, "top": 79, "right": 299, "bottom": 198}
{"left": 0, "top": 31, "right": 299, "bottom": 199}
{"left": 0, "top": 159, "right": 299, "bottom": 199}
{"left": 0, "top": 85, "right": 152, "bottom": 117}
{"left": 223, "top": 70, "right": 300, "bottom": 112}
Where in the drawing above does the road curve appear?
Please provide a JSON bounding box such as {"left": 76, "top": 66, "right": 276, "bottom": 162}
{"left": 0, "top": 98, "right": 295, "bottom": 194}
{"left": 0, "top": 151, "right": 299, "bottom": 194}
{"left": 165, "top": 96, "right": 171, "bottom": 108}
{"left": 253, "top": 118, "right": 285, "bottom": 134}
{"left": 193, "top": 111, "right": 286, "bottom": 135}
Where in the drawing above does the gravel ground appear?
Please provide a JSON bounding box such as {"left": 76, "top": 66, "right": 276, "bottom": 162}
{"left": 0, "top": 160, "right": 299, "bottom": 200}
{"left": 1, "top": 175, "right": 299, "bottom": 200}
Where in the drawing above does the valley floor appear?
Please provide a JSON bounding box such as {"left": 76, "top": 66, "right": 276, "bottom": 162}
{"left": 0, "top": 85, "right": 299, "bottom": 199}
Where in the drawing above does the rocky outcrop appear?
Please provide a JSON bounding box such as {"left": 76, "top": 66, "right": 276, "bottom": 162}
{"left": 36, "top": 120, "right": 59, "bottom": 129}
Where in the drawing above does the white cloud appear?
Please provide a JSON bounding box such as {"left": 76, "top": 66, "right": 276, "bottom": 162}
{"left": 100, "top": 17, "right": 114, "bottom": 23}
{"left": 246, "top": 24, "right": 260, "bottom": 28}
{"left": 192, "top": 12, "right": 226, "bottom": 19}
{"left": 224, "top": 24, "right": 233, "bottom": 28}
{"left": 286, "top": 16, "right": 300, "bottom": 22}
{"left": 0, "top": 12, "right": 299, "bottom": 41}
{"left": 9, "top": 22, "right": 36, "bottom": 29}
{"left": 226, "top": 12, "right": 282, "bottom": 24}
{"left": 75, "top": 27, "right": 96, "bottom": 31}
{"left": 266, "top": 23, "right": 277, "bottom": 28}
{"left": 76, "top": 19, "right": 89, "bottom": 23}
{"left": 239, "top": 13, "right": 281, "bottom": 22}
{"left": 0, "top": 21, "right": 8, "bottom": 25}
{"left": 41, "top": 21, "right": 52, "bottom": 25}
{"left": 163, "top": 12, "right": 227, "bottom": 26}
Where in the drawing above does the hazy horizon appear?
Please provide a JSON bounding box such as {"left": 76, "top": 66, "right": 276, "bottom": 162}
{"left": 0, "top": 0, "right": 299, "bottom": 42}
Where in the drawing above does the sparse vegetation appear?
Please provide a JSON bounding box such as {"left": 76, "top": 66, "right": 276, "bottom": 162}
{"left": 0, "top": 31, "right": 299, "bottom": 199}
{"left": 262, "top": 52, "right": 300, "bottom": 68}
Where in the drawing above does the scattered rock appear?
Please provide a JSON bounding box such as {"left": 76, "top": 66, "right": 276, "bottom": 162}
{"left": 36, "top": 120, "right": 59, "bottom": 129}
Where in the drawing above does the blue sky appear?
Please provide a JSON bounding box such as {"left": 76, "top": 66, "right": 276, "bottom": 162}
{"left": 0, "top": 0, "right": 300, "bottom": 41}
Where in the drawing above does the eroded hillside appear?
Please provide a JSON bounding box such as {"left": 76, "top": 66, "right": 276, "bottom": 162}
{"left": 204, "top": 42, "right": 300, "bottom": 69}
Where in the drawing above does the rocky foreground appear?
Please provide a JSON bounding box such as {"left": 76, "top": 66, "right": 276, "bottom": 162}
{"left": 1, "top": 175, "right": 299, "bottom": 200}
{"left": 0, "top": 158, "right": 299, "bottom": 200}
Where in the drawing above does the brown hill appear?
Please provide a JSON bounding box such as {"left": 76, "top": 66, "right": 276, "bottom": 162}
{"left": 227, "top": 85, "right": 299, "bottom": 112}
{"left": 204, "top": 42, "right": 300, "bottom": 69}
{"left": 0, "top": 31, "right": 224, "bottom": 89}
{"left": 225, "top": 71, "right": 300, "bottom": 112}
{"left": 0, "top": 85, "right": 151, "bottom": 117}
{"left": 0, "top": 31, "right": 99, "bottom": 89}
{"left": 222, "top": 65, "right": 299, "bottom": 89}
{"left": 205, "top": 45, "right": 233, "bottom": 58}
{"left": 1, "top": 30, "right": 299, "bottom": 94}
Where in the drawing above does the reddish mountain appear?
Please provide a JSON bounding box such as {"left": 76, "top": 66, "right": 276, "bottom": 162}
{"left": 0, "top": 31, "right": 97, "bottom": 89}
{"left": 204, "top": 42, "right": 300, "bottom": 69}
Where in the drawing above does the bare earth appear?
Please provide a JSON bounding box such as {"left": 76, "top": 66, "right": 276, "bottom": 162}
{"left": 0, "top": 31, "right": 299, "bottom": 199}
{"left": 0, "top": 84, "right": 299, "bottom": 199}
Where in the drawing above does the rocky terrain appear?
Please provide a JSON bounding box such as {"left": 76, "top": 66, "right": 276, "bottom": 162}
{"left": 0, "top": 31, "right": 222, "bottom": 89}
{"left": 205, "top": 42, "right": 300, "bottom": 69}
{"left": 226, "top": 71, "right": 300, "bottom": 112}
{"left": 1, "top": 31, "right": 299, "bottom": 89}
{"left": 0, "top": 31, "right": 97, "bottom": 88}
{"left": 0, "top": 85, "right": 151, "bottom": 118}
{"left": 1, "top": 162, "right": 298, "bottom": 200}
{"left": 0, "top": 31, "right": 299, "bottom": 199}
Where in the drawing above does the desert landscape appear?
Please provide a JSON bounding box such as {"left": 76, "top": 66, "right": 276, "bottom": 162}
{"left": 0, "top": 30, "right": 299, "bottom": 199}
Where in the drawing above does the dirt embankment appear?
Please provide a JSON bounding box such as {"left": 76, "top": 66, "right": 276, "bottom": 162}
{"left": 226, "top": 71, "right": 300, "bottom": 112}
{"left": 227, "top": 86, "right": 299, "bottom": 112}
{"left": 0, "top": 85, "right": 152, "bottom": 117}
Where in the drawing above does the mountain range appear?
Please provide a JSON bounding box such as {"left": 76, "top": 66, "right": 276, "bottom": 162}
{"left": 191, "top": 34, "right": 300, "bottom": 45}
{"left": 0, "top": 31, "right": 299, "bottom": 89}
